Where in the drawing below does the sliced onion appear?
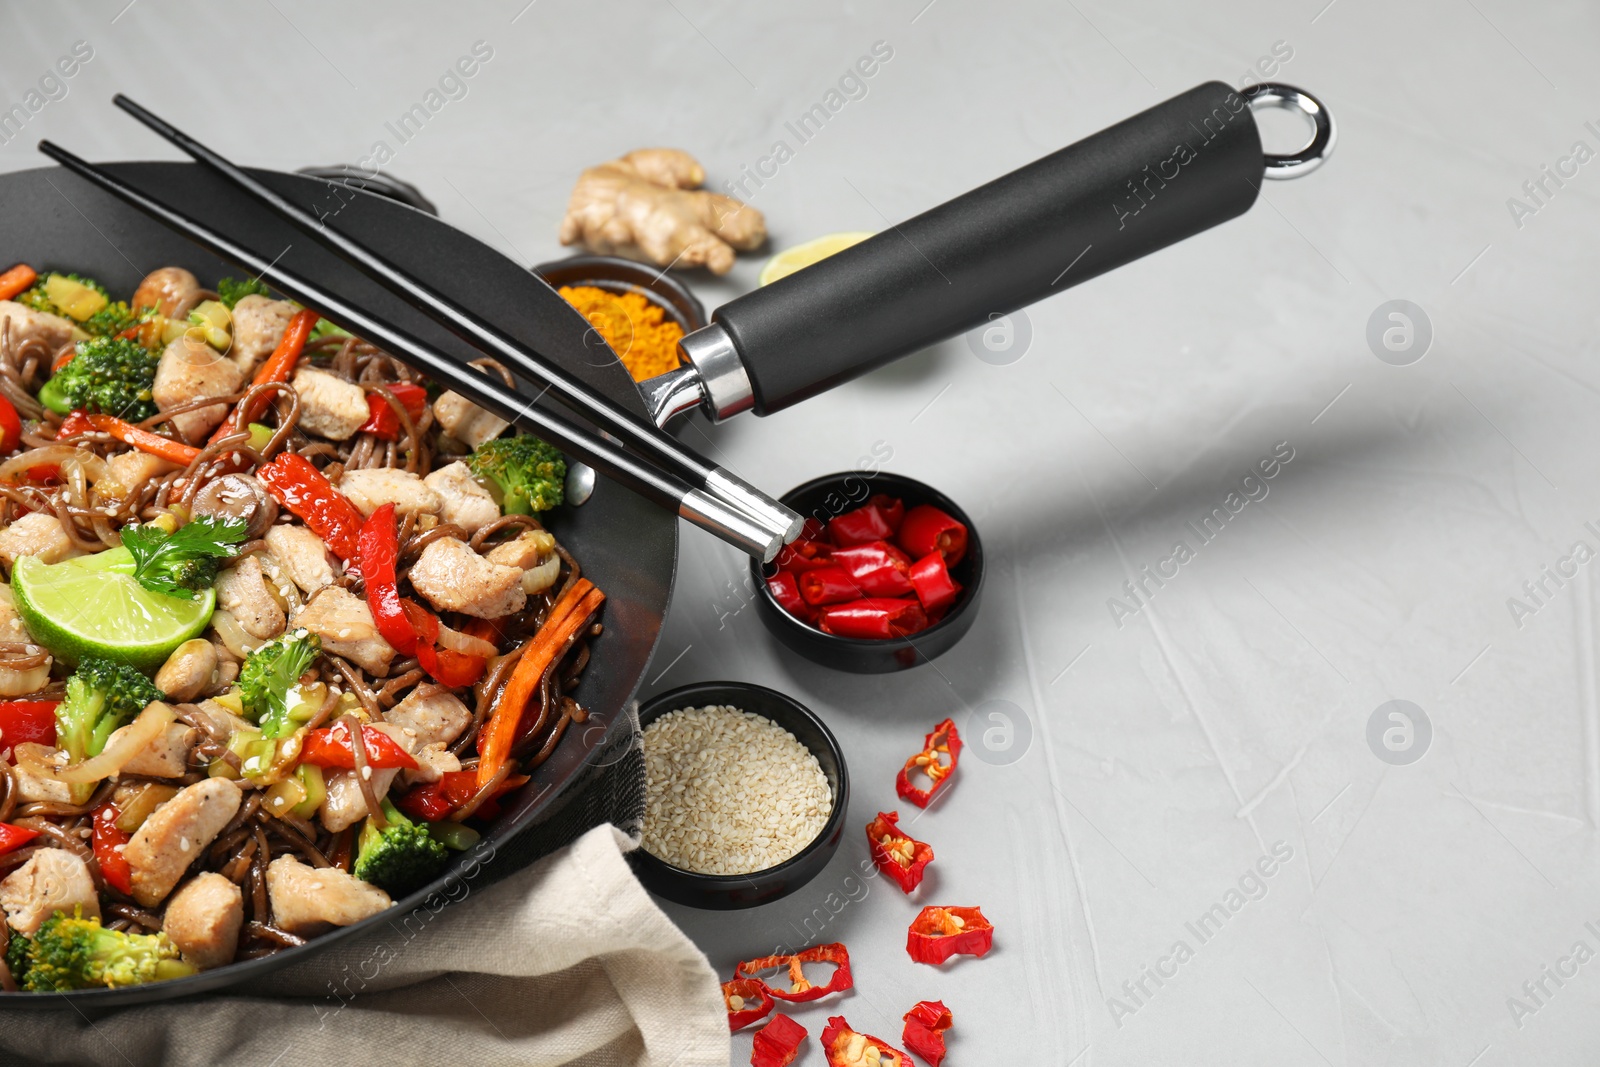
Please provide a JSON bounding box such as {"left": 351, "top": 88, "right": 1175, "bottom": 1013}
{"left": 435, "top": 623, "right": 497, "bottom": 659}
{"left": 0, "top": 659, "right": 51, "bottom": 697}
{"left": 209, "top": 609, "right": 256, "bottom": 660}
{"left": 0, "top": 446, "right": 103, "bottom": 485}
{"left": 521, "top": 554, "right": 560, "bottom": 595}
{"left": 17, "top": 701, "right": 176, "bottom": 784}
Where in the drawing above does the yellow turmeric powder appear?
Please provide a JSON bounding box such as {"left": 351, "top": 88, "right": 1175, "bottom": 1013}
{"left": 556, "top": 285, "right": 684, "bottom": 382}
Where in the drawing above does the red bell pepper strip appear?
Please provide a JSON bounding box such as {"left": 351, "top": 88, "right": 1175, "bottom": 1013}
{"left": 357, "top": 381, "right": 429, "bottom": 440}
{"left": 830, "top": 540, "right": 914, "bottom": 597}
{"left": 0, "top": 393, "right": 21, "bottom": 453}
{"left": 828, "top": 500, "right": 898, "bottom": 546}
{"left": 92, "top": 804, "right": 133, "bottom": 896}
{"left": 359, "top": 504, "right": 421, "bottom": 655}
{"left": 211, "top": 306, "right": 319, "bottom": 444}
{"left": 395, "top": 770, "right": 527, "bottom": 822}
{"left": 798, "top": 565, "right": 862, "bottom": 607}
{"left": 300, "top": 721, "right": 419, "bottom": 770}
{"left": 897, "top": 504, "right": 967, "bottom": 567}
{"left": 867, "top": 811, "right": 934, "bottom": 894}
{"left": 257, "top": 452, "right": 364, "bottom": 562}
{"left": 0, "top": 264, "right": 37, "bottom": 302}
{"left": 901, "top": 1001, "right": 953, "bottom": 1067}
{"left": 751, "top": 1014, "right": 807, "bottom": 1067}
{"left": 896, "top": 718, "right": 962, "bottom": 809}
{"left": 906, "top": 906, "right": 993, "bottom": 965}
{"left": 907, "top": 552, "right": 961, "bottom": 614}
{"left": 0, "top": 822, "right": 39, "bottom": 858}
{"left": 817, "top": 598, "right": 928, "bottom": 640}
{"left": 765, "top": 571, "right": 814, "bottom": 622}
{"left": 57, "top": 410, "right": 201, "bottom": 467}
{"left": 723, "top": 977, "right": 775, "bottom": 1032}
{"left": 735, "top": 942, "right": 853, "bottom": 1003}
{"left": 820, "top": 1017, "right": 911, "bottom": 1067}
{"left": 0, "top": 700, "right": 58, "bottom": 759}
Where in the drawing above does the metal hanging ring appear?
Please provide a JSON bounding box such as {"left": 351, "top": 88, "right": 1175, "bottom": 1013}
{"left": 1245, "top": 83, "right": 1336, "bottom": 179}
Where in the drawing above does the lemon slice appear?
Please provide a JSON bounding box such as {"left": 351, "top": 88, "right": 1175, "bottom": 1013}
{"left": 13, "top": 548, "right": 215, "bottom": 671}
{"left": 759, "top": 232, "right": 876, "bottom": 286}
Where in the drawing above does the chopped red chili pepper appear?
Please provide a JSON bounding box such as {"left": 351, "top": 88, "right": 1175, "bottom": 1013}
{"left": 898, "top": 504, "right": 967, "bottom": 567}
{"left": 867, "top": 811, "right": 934, "bottom": 894}
{"left": 91, "top": 804, "right": 132, "bottom": 896}
{"left": 830, "top": 540, "right": 914, "bottom": 597}
{"left": 901, "top": 1001, "right": 953, "bottom": 1067}
{"left": 869, "top": 493, "right": 905, "bottom": 533}
{"left": 257, "top": 452, "right": 364, "bottom": 562}
{"left": 828, "top": 500, "right": 898, "bottom": 546}
{"left": 817, "top": 598, "right": 928, "bottom": 640}
{"left": 300, "top": 721, "right": 419, "bottom": 770}
{"left": 0, "top": 821, "right": 40, "bottom": 858}
{"left": 723, "top": 977, "right": 775, "bottom": 1032}
{"left": 765, "top": 571, "right": 814, "bottom": 622}
{"left": 907, "top": 552, "right": 961, "bottom": 614}
{"left": 0, "top": 699, "right": 58, "bottom": 759}
{"left": 906, "top": 906, "right": 993, "bottom": 965}
{"left": 775, "top": 519, "right": 833, "bottom": 575}
{"left": 751, "top": 1014, "right": 807, "bottom": 1067}
{"left": 395, "top": 770, "right": 528, "bottom": 822}
{"left": 895, "top": 718, "right": 962, "bottom": 808}
{"left": 357, "top": 381, "right": 430, "bottom": 440}
{"left": 820, "top": 1016, "right": 912, "bottom": 1067}
{"left": 798, "top": 565, "right": 862, "bottom": 607}
{"left": 735, "top": 942, "right": 853, "bottom": 1003}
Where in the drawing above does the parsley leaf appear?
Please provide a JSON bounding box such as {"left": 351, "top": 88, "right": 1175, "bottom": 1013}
{"left": 121, "top": 516, "right": 249, "bottom": 600}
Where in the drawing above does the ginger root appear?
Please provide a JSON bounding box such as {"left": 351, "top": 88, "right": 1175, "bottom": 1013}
{"left": 557, "top": 149, "right": 765, "bottom": 275}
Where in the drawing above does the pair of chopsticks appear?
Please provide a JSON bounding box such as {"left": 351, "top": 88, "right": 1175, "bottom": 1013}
{"left": 37, "top": 97, "right": 800, "bottom": 562}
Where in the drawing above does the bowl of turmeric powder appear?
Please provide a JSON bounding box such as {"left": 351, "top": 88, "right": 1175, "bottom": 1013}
{"left": 534, "top": 255, "right": 707, "bottom": 383}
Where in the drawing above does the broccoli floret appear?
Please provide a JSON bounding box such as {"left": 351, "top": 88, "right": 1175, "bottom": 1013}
{"left": 216, "top": 275, "right": 271, "bottom": 308}
{"left": 81, "top": 300, "right": 137, "bottom": 338}
{"left": 14, "top": 272, "right": 110, "bottom": 319}
{"left": 6, "top": 930, "right": 31, "bottom": 987}
{"left": 354, "top": 797, "right": 448, "bottom": 897}
{"left": 38, "top": 336, "right": 159, "bottom": 420}
{"left": 239, "top": 629, "right": 321, "bottom": 738}
{"left": 21, "top": 909, "right": 194, "bottom": 991}
{"left": 57, "top": 658, "right": 164, "bottom": 770}
{"left": 467, "top": 434, "right": 566, "bottom": 514}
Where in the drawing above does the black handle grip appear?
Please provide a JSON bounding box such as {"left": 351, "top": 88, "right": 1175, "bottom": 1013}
{"left": 716, "top": 80, "right": 1265, "bottom": 415}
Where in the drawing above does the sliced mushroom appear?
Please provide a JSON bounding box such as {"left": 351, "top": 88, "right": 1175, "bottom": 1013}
{"left": 131, "top": 266, "right": 203, "bottom": 319}
{"left": 191, "top": 474, "right": 278, "bottom": 540}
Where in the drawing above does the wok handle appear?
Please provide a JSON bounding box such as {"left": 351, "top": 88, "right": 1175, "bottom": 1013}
{"left": 688, "top": 80, "right": 1331, "bottom": 419}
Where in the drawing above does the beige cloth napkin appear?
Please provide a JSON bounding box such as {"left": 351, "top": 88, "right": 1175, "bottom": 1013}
{"left": 0, "top": 825, "right": 730, "bottom": 1067}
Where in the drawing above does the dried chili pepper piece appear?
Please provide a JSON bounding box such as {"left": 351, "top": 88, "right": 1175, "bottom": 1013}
{"left": 906, "top": 906, "right": 994, "bottom": 965}
{"left": 820, "top": 1016, "right": 912, "bottom": 1067}
{"left": 901, "top": 1000, "right": 953, "bottom": 1066}
{"left": 867, "top": 811, "right": 933, "bottom": 894}
{"left": 724, "top": 977, "right": 775, "bottom": 1032}
{"left": 895, "top": 718, "right": 962, "bottom": 808}
{"left": 735, "top": 941, "right": 853, "bottom": 1003}
{"left": 750, "top": 1014, "right": 807, "bottom": 1067}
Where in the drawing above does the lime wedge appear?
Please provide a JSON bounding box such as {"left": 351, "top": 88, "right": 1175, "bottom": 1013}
{"left": 759, "top": 232, "right": 876, "bottom": 286}
{"left": 13, "top": 548, "right": 215, "bottom": 671}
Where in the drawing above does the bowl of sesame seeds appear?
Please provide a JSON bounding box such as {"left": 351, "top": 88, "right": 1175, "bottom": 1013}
{"left": 631, "top": 681, "right": 849, "bottom": 910}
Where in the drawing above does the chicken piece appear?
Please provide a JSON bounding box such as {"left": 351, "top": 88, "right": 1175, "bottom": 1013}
{"left": 227, "top": 294, "right": 295, "bottom": 373}
{"left": 266, "top": 855, "right": 391, "bottom": 935}
{"left": 433, "top": 390, "right": 507, "bottom": 450}
{"left": 292, "top": 366, "right": 368, "bottom": 441}
{"left": 93, "top": 450, "right": 180, "bottom": 506}
{"left": 423, "top": 461, "right": 500, "bottom": 536}
{"left": 404, "top": 741, "right": 462, "bottom": 786}
{"left": 0, "top": 583, "right": 34, "bottom": 642}
{"left": 0, "top": 300, "right": 77, "bottom": 354}
{"left": 263, "top": 524, "right": 337, "bottom": 596}
{"left": 338, "top": 468, "right": 442, "bottom": 518}
{"left": 163, "top": 872, "right": 243, "bottom": 970}
{"left": 0, "top": 511, "right": 84, "bottom": 570}
{"left": 485, "top": 529, "right": 560, "bottom": 595}
{"left": 125, "top": 778, "right": 243, "bottom": 907}
{"left": 319, "top": 723, "right": 411, "bottom": 832}
{"left": 9, "top": 743, "right": 73, "bottom": 803}
{"left": 215, "top": 555, "right": 286, "bottom": 642}
{"left": 153, "top": 334, "right": 245, "bottom": 441}
{"left": 409, "top": 537, "right": 525, "bottom": 619}
{"left": 294, "top": 587, "right": 395, "bottom": 675}
{"left": 385, "top": 687, "right": 472, "bottom": 748}
{"left": 103, "top": 721, "right": 197, "bottom": 779}
{"left": 131, "top": 267, "right": 201, "bottom": 318}
{"left": 0, "top": 849, "right": 100, "bottom": 936}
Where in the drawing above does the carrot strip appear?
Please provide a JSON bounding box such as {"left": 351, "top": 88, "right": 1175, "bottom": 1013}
{"left": 0, "top": 265, "right": 36, "bottom": 302}
{"left": 210, "top": 307, "right": 318, "bottom": 444}
{"left": 57, "top": 410, "right": 200, "bottom": 465}
{"left": 476, "top": 579, "right": 604, "bottom": 788}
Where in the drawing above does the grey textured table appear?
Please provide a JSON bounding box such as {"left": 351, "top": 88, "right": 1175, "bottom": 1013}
{"left": 5, "top": 1, "right": 1599, "bottom": 1062}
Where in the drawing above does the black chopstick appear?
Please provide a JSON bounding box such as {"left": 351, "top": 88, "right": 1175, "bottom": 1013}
{"left": 110, "top": 94, "right": 802, "bottom": 545}
{"left": 35, "top": 139, "right": 784, "bottom": 562}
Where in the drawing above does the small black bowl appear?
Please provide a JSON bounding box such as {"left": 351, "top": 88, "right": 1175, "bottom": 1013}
{"left": 751, "top": 471, "right": 984, "bottom": 673}
{"left": 531, "top": 253, "right": 707, "bottom": 335}
{"left": 630, "top": 681, "right": 849, "bottom": 910}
